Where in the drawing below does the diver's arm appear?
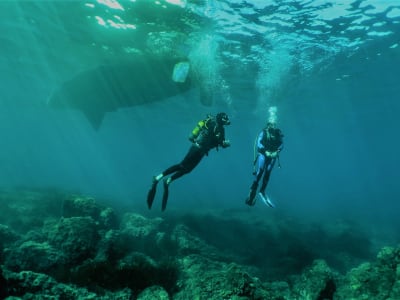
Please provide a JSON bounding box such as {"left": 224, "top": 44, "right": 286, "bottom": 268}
{"left": 222, "top": 139, "right": 230, "bottom": 148}
{"left": 257, "top": 130, "right": 265, "bottom": 153}
{"left": 220, "top": 128, "right": 230, "bottom": 148}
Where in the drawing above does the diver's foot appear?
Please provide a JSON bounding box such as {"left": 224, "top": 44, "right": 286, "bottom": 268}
{"left": 258, "top": 192, "right": 275, "bottom": 208}
{"left": 153, "top": 173, "right": 164, "bottom": 183}
{"left": 164, "top": 177, "right": 172, "bottom": 186}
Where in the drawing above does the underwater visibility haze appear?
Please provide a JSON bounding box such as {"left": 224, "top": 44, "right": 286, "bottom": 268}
{"left": 1, "top": 0, "right": 400, "bottom": 298}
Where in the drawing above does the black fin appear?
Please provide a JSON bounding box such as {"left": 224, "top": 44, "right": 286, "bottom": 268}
{"left": 245, "top": 188, "right": 257, "bottom": 206}
{"left": 162, "top": 180, "right": 169, "bottom": 211}
{"left": 245, "top": 197, "right": 256, "bottom": 207}
{"left": 250, "top": 190, "right": 257, "bottom": 205}
{"left": 147, "top": 182, "right": 157, "bottom": 209}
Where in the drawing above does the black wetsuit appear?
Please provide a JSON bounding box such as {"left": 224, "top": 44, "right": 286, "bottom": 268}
{"left": 147, "top": 116, "right": 230, "bottom": 211}
{"left": 162, "top": 118, "right": 228, "bottom": 181}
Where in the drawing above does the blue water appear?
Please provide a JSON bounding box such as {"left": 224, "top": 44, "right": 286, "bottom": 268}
{"left": 0, "top": 1, "right": 399, "bottom": 237}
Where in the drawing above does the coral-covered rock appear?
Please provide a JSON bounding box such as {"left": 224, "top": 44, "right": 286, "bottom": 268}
{"left": 62, "top": 196, "right": 118, "bottom": 229}
{"left": 0, "top": 224, "right": 20, "bottom": 263}
{"left": 62, "top": 196, "right": 100, "bottom": 218}
{"left": 3, "top": 269, "right": 97, "bottom": 299}
{"left": 99, "top": 207, "right": 119, "bottom": 230}
{"left": 174, "top": 255, "right": 269, "bottom": 300}
{"left": 291, "top": 259, "right": 337, "bottom": 300}
{"left": 334, "top": 246, "right": 400, "bottom": 300}
{"left": 0, "top": 224, "right": 19, "bottom": 247}
{"left": 69, "top": 251, "right": 178, "bottom": 295}
{"left": 3, "top": 188, "right": 400, "bottom": 300}
{"left": 264, "top": 281, "right": 292, "bottom": 300}
{"left": 389, "top": 263, "right": 400, "bottom": 299}
{"left": 4, "top": 241, "right": 65, "bottom": 273}
{"left": 137, "top": 285, "right": 169, "bottom": 300}
{"left": 0, "top": 265, "right": 7, "bottom": 299}
{"left": 118, "top": 213, "right": 166, "bottom": 256}
{"left": 47, "top": 216, "right": 99, "bottom": 264}
{"left": 0, "top": 189, "right": 64, "bottom": 233}
{"left": 120, "top": 213, "right": 163, "bottom": 238}
{"left": 95, "top": 229, "right": 123, "bottom": 261}
{"left": 170, "top": 224, "right": 220, "bottom": 258}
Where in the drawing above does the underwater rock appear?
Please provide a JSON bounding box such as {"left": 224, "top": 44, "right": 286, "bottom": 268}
{"left": 291, "top": 259, "right": 337, "bottom": 300}
{"left": 94, "top": 229, "right": 123, "bottom": 261}
{"left": 62, "top": 195, "right": 119, "bottom": 230}
{"left": 117, "top": 213, "right": 167, "bottom": 257}
{"left": 47, "top": 216, "right": 100, "bottom": 264}
{"left": 99, "top": 207, "right": 119, "bottom": 230}
{"left": 137, "top": 285, "right": 169, "bottom": 300}
{"left": 68, "top": 251, "right": 178, "bottom": 295}
{"left": 335, "top": 246, "right": 400, "bottom": 299}
{"left": 0, "top": 265, "right": 7, "bottom": 299}
{"left": 3, "top": 267, "right": 136, "bottom": 299}
{"left": 0, "top": 224, "right": 19, "bottom": 247}
{"left": 174, "top": 254, "right": 269, "bottom": 300}
{"left": 113, "top": 213, "right": 168, "bottom": 256}
{"left": 120, "top": 213, "right": 163, "bottom": 238}
{"left": 170, "top": 223, "right": 220, "bottom": 258}
{"left": 0, "top": 189, "right": 65, "bottom": 233}
{"left": 62, "top": 195, "right": 100, "bottom": 218}
{"left": 264, "top": 281, "right": 292, "bottom": 300}
{"left": 4, "top": 240, "right": 65, "bottom": 274}
{"left": 3, "top": 269, "right": 97, "bottom": 299}
{"left": 3, "top": 188, "right": 400, "bottom": 299}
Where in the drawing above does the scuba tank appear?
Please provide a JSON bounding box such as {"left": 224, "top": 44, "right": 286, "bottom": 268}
{"left": 189, "top": 114, "right": 213, "bottom": 142}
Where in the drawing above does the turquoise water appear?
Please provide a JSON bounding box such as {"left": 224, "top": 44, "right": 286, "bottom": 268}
{"left": 0, "top": 1, "right": 399, "bottom": 234}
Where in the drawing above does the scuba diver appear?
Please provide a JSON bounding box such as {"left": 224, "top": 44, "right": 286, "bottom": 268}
{"left": 147, "top": 112, "right": 231, "bottom": 211}
{"left": 245, "top": 121, "right": 284, "bottom": 207}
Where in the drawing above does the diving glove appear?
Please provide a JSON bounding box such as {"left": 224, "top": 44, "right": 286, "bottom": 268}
{"left": 222, "top": 140, "right": 231, "bottom": 148}
{"left": 265, "top": 151, "right": 278, "bottom": 158}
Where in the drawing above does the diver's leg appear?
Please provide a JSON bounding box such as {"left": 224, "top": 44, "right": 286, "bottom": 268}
{"left": 154, "top": 164, "right": 180, "bottom": 181}
{"left": 171, "top": 148, "right": 203, "bottom": 181}
{"left": 162, "top": 147, "right": 204, "bottom": 211}
{"left": 260, "top": 158, "right": 276, "bottom": 195}
{"left": 157, "top": 145, "right": 199, "bottom": 181}
{"left": 258, "top": 159, "right": 276, "bottom": 208}
{"left": 260, "top": 170, "right": 271, "bottom": 196}
{"left": 163, "top": 146, "right": 203, "bottom": 183}
{"left": 246, "top": 154, "right": 265, "bottom": 206}
{"left": 150, "top": 146, "right": 196, "bottom": 209}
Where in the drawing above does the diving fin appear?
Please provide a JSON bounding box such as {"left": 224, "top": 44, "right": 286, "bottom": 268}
{"left": 245, "top": 186, "right": 257, "bottom": 206}
{"left": 147, "top": 181, "right": 158, "bottom": 209}
{"left": 161, "top": 178, "right": 170, "bottom": 211}
{"left": 258, "top": 193, "right": 275, "bottom": 208}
